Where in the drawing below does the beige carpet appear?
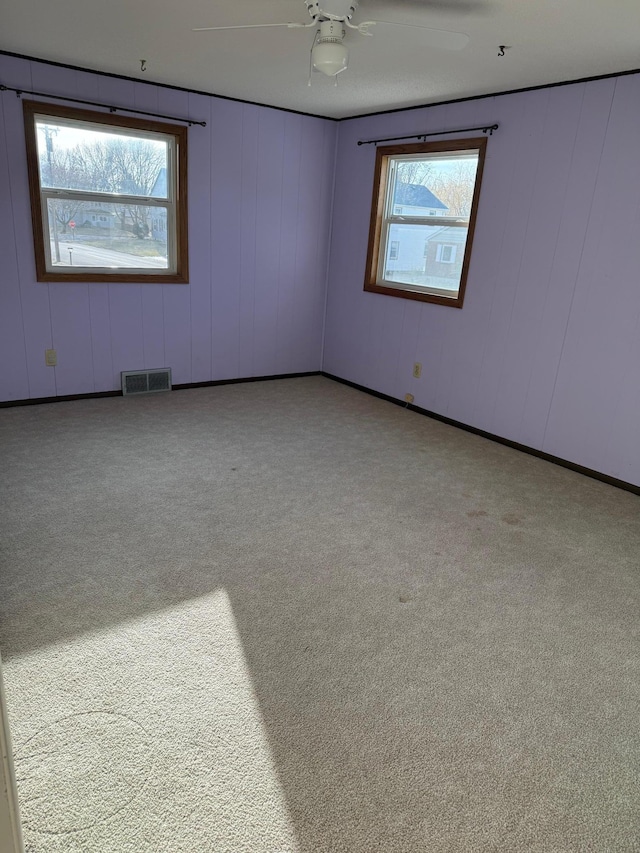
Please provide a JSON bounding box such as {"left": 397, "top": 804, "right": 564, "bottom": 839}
{"left": 0, "top": 376, "right": 638, "bottom": 852}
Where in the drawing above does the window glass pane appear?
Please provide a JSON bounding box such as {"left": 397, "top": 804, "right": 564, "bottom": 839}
{"left": 46, "top": 198, "right": 169, "bottom": 270}
{"left": 384, "top": 223, "right": 467, "bottom": 294}
{"left": 392, "top": 153, "right": 479, "bottom": 219}
{"left": 36, "top": 120, "right": 169, "bottom": 198}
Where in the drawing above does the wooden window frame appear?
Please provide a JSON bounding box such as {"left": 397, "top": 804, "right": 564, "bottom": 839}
{"left": 363, "top": 137, "right": 487, "bottom": 309}
{"left": 23, "top": 100, "right": 189, "bottom": 284}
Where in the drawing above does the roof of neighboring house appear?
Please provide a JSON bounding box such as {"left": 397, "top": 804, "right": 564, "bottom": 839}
{"left": 394, "top": 182, "right": 447, "bottom": 210}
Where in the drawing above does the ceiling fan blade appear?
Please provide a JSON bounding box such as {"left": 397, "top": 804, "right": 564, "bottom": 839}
{"left": 368, "top": 20, "right": 469, "bottom": 49}
{"left": 193, "top": 22, "right": 309, "bottom": 32}
{"left": 363, "top": 0, "right": 489, "bottom": 12}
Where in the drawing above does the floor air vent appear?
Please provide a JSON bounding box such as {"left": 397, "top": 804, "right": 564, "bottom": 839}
{"left": 121, "top": 368, "right": 172, "bottom": 396}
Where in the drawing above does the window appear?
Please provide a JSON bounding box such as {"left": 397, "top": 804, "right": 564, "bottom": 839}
{"left": 436, "top": 244, "right": 456, "bottom": 264}
{"left": 364, "top": 137, "right": 487, "bottom": 308}
{"left": 23, "top": 101, "right": 188, "bottom": 283}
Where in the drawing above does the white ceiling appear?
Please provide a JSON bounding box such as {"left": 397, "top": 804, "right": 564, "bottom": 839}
{"left": 2, "top": 0, "right": 639, "bottom": 119}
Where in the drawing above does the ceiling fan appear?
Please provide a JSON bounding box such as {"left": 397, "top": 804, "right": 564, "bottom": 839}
{"left": 193, "top": 0, "right": 470, "bottom": 81}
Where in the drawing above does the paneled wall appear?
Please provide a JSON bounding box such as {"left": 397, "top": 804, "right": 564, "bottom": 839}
{"left": 324, "top": 74, "right": 640, "bottom": 488}
{"left": 2, "top": 52, "right": 639, "bottom": 488}
{"left": 0, "top": 54, "right": 336, "bottom": 401}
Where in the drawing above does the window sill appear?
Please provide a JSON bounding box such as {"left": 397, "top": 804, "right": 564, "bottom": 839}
{"left": 364, "top": 280, "right": 464, "bottom": 308}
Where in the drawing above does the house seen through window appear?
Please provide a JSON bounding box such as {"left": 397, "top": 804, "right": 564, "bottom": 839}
{"left": 23, "top": 101, "right": 188, "bottom": 283}
{"left": 364, "top": 138, "right": 487, "bottom": 308}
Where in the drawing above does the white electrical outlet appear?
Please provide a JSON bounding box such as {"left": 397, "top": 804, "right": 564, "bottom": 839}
{"left": 45, "top": 349, "right": 57, "bottom": 367}
{"left": 413, "top": 362, "right": 422, "bottom": 379}
{"left": 405, "top": 393, "right": 414, "bottom": 404}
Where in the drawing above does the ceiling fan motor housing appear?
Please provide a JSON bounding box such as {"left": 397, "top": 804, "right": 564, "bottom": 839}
{"left": 305, "top": 0, "right": 357, "bottom": 22}
{"left": 318, "top": 19, "right": 346, "bottom": 41}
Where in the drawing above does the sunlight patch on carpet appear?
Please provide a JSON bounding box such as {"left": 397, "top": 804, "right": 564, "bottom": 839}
{"left": 6, "top": 589, "right": 298, "bottom": 853}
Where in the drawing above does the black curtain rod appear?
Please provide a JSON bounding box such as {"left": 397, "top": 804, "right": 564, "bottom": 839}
{"left": 357, "top": 123, "right": 498, "bottom": 146}
{"left": 0, "top": 83, "right": 207, "bottom": 127}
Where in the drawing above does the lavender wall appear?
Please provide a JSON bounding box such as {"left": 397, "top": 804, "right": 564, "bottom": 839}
{"left": 2, "top": 54, "right": 639, "bottom": 488}
{"left": 0, "top": 54, "right": 336, "bottom": 401}
{"left": 323, "top": 74, "right": 640, "bottom": 488}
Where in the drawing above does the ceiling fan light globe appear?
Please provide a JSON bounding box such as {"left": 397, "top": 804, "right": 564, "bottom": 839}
{"left": 312, "top": 41, "right": 349, "bottom": 76}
